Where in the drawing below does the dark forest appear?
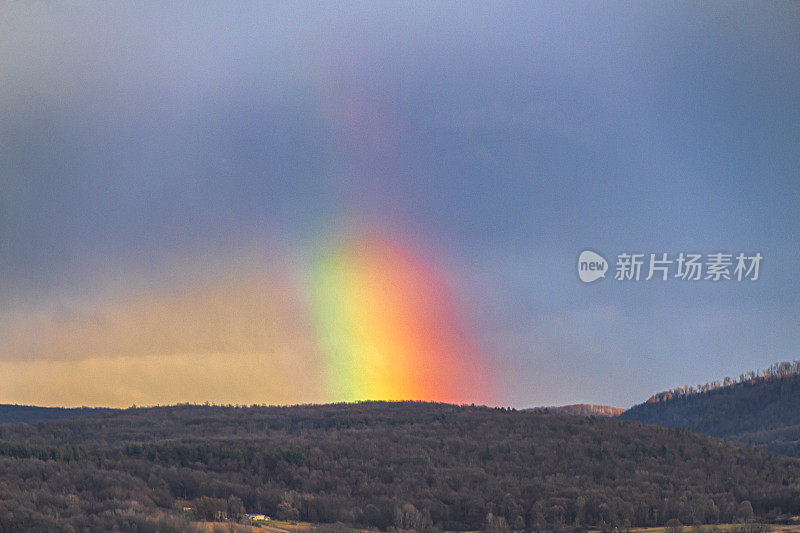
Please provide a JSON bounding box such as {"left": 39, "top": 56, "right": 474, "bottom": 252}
{"left": 1, "top": 402, "right": 799, "bottom": 531}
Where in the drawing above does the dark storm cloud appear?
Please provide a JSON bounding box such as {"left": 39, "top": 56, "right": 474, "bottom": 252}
{"left": 1, "top": 2, "right": 798, "bottom": 406}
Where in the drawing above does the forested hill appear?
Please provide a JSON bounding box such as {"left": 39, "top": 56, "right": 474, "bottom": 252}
{"left": 1, "top": 401, "right": 800, "bottom": 531}
{"left": 620, "top": 365, "right": 800, "bottom": 456}
{"left": 0, "top": 404, "right": 111, "bottom": 424}
{"left": 529, "top": 404, "right": 625, "bottom": 417}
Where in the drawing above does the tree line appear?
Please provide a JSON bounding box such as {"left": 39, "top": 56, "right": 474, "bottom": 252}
{"left": 645, "top": 361, "right": 800, "bottom": 403}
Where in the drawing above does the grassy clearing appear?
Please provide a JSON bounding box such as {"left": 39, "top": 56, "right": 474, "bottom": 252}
{"left": 594, "top": 525, "right": 800, "bottom": 533}
{"left": 195, "top": 521, "right": 800, "bottom": 533}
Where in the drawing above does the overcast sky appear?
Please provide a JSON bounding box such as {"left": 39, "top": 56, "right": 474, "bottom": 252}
{"left": 1, "top": 2, "right": 798, "bottom": 407}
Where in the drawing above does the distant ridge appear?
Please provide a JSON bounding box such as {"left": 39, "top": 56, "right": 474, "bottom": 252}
{"left": 528, "top": 403, "right": 625, "bottom": 417}
{"left": 0, "top": 404, "right": 111, "bottom": 424}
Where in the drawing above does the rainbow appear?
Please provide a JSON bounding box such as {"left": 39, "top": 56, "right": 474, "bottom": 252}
{"left": 309, "top": 234, "right": 494, "bottom": 404}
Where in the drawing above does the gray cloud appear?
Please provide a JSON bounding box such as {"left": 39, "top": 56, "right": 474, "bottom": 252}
{"left": 1, "top": 2, "right": 798, "bottom": 406}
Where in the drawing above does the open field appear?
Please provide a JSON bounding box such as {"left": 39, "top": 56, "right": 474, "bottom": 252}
{"left": 247, "top": 520, "right": 378, "bottom": 532}
{"left": 589, "top": 525, "right": 800, "bottom": 533}
{"left": 199, "top": 520, "right": 800, "bottom": 533}
{"left": 190, "top": 522, "right": 266, "bottom": 532}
